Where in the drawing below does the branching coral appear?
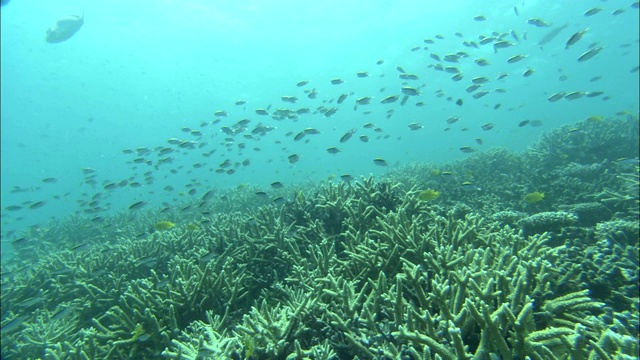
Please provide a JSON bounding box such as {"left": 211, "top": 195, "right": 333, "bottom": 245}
{"left": 2, "top": 116, "right": 638, "bottom": 360}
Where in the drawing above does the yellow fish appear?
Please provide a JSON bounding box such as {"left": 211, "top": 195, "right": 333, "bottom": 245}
{"left": 523, "top": 192, "right": 545, "bottom": 203}
{"left": 185, "top": 223, "right": 200, "bottom": 231}
{"left": 155, "top": 221, "right": 175, "bottom": 231}
{"left": 418, "top": 189, "right": 440, "bottom": 201}
{"left": 586, "top": 115, "right": 604, "bottom": 122}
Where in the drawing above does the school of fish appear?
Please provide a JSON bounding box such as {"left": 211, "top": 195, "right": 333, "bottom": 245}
{"left": 2, "top": 2, "right": 639, "bottom": 239}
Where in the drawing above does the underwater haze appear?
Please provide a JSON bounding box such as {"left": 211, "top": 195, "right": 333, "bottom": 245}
{"left": 1, "top": 0, "right": 638, "bottom": 242}
{"left": 1, "top": 1, "right": 640, "bottom": 359}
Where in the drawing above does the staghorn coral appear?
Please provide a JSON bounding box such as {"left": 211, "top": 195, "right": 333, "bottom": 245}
{"left": 558, "top": 202, "right": 612, "bottom": 226}
{"left": 164, "top": 203, "right": 632, "bottom": 359}
{"left": 491, "top": 210, "right": 528, "bottom": 227}
{"left": 162, "top": 311, "right": 240, "bottom": 359}
{"left": 526, "top": 114, "right": 639, "bottom": 169}
{"left": 2, "top": 116, "right": 638, "bottom": 360}
{"left": 518, "top": 211, "right": 579, "bottom": 236}
{"left": 595, "top": 219, "right": 640, "bottom": 247}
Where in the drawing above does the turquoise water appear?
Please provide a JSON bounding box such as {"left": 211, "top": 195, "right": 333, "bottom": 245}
{"left": 1, "top": 2, "right": 639, "bottom": 358}
{"left": 1, "top": 0, "right": 638, "bottom": 254}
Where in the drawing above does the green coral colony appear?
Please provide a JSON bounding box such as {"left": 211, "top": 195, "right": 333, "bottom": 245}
{"left": 1, "top": 114, "right": 638, "bottom": 359}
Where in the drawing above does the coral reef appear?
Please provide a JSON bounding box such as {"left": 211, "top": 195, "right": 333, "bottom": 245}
{"left": 1, "top": 115, "right": 638, "bottom": 359}
{"left": 518, "top": 211, "right": 579, "bottom": 236}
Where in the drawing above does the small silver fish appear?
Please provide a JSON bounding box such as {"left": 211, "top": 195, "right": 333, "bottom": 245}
{"left": 324, "top": 107, "right": 338, "bottom": 117}
{"left": 399, "top": 73, "right": 419, "bottom": 80}
{"left": 493, "top": 40, "right": 514, "bottom": 52}
{"left": 51, "top": 304, "right": 76, "bottom": 321}
{"left": 463, "top": 41, "right": 479, "bottom": 48}
{"left": 199, "top": 252, "right": 215, "bottom": 263}
{"left": 1, "top": 316, "right": 27, "bottom": 334}
{"left": 287, "top": 154, "right": 300, "bottom": 164}
{"left": 528, "top": 18, "right": 552, "bottom": 27}
{"left": 69, "top": 243, "right": 91, "bottom": 252}
{"left": 547, "top": 92, "right": 566, "bottom": 102}
{"left": 380, "top": 95, "right": 399, "bottom": 104}
{"left": 507, "top": 54, "right": 527, "bottom": 64}
{"left": 613, "top": 158, "right": 640, "bottom": 166}
{"left": 537, "top": 23, "right": 569, "bottom": 48}
{"left": 472, "top": 77, "right": 490, "bottom": 84}
{"left": 443, "top": 54, "right": 459, "bottom": 62}
{"left": 583, "top": 7, "right": 603, "bottom": 16}
{"left": 466, "top": 84, "right": 481, "bottom": 93}
{"left": 128, "top": 201, "right": 147, "bottom": 211}
{"left": 479, "top": 36, "right": 496, "bottom": 45}
{"left": 461, "top": 182, "right": 482, "bottom": 191}
{"left": 42, "top": 177, "right": 59, "bottom": 183}
{"left": 373, "top": 158, "right": 388, "bottom": 166}
{"left": 481, "top": 123, "right": 494, "bottom": 131}
{"left": 201, "top": 190, "right": 215, "bottom": 202}
{"left": 135, "top": 256, "right": 157, "bottom": 267}
{"left": 18, "top": 297, "right": 44, "bottom": 309}
{"left": 401, "top": 87, "right": 420, "bottom": 96}
{"left": 577, "top": 46, "right": 605, "bottom": 62}
{"left": 340, "top": 129, "right": 357, "bottom": 143}
{"left": 293, "top": 131, "right": 306, "bottom": 141}
{"left": 565, "top": 28, "right": 589, "bottom": 49}
{"left": 356, "top": 96, "right": 372, "bottom": 105}
{"left": 46, "top": 12, "right": 84, "bottom": 43}
{"left": 29, "top": 201, "right": 46, "bottom": 210}
{"left": 564, "top": 91, "right": 584, "bottom": 100}
{"left": 472, "top": 90, "right": 490, "bottom": 99}
{"left": 272, "top": 196, "right": 288, "bottom": 205}
{"left": 510, "top": 30, "right": 520, "bottom": 42}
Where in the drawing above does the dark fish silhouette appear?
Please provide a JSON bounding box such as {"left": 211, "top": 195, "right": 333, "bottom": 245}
{"left": 46, "top": 12, "right": 84, "bottom": 43}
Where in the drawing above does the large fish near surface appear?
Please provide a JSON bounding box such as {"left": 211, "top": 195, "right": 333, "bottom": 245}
{"left": 46, "top": 12, "right": 84, "bottom": 43}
